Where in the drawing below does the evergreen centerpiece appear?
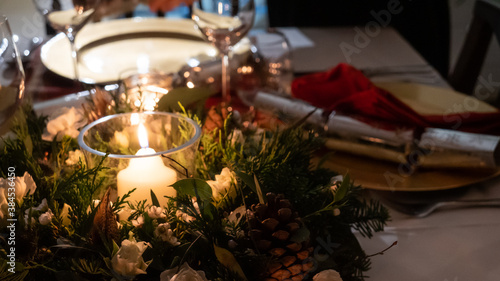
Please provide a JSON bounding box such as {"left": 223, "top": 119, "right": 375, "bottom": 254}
{"left": 0, "top": 92, "right": 389, "bottom": 281}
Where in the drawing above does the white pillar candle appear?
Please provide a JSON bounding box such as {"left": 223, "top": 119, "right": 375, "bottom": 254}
{"left": 117, "top": 124, "right": 177, "bottom": 207}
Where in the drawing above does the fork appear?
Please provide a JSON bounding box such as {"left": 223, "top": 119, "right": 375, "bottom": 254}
{"left": 381, "top": 198, "right": 500, "bottom": 218}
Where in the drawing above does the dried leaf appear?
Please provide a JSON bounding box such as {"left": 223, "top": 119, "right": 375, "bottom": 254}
{"left": 214, "top": 245, "right": 247, "bottom": 280}
{"left": 90, "top": 188, "right": 119, "bottom": 247}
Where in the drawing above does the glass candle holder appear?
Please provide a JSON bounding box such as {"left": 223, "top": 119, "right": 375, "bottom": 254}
{"left": 120, "top": 71, "right": 176, "bottom": 112}
{"left": 77, "top": 112, "right": 201, "bottom": 207}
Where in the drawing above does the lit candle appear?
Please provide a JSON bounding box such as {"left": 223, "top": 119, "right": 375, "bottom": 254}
{"left": 117, "top": 123, "right": 177, "bottom": 207}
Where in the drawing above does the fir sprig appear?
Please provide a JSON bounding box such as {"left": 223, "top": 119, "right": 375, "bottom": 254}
{"left": 0, "top": 102, "right": 390, "bottom": 281}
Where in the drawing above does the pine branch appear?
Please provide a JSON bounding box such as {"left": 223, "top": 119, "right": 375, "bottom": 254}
{"left": 342, "top": 199, "right": 390, "bottom": 238}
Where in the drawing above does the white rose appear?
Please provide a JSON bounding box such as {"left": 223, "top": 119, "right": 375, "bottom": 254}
{"left": 42, "top": 107, "right": 86, "bottom": 141}
{"left": 207, "top": 168, "right": 236, "bottom": 201}
{"left": 313, "top": 269, "right": 343, "bottom": 281}
{"left": 148, "top": 206, "right": 166, "bottom": 219}
{"left": 39, "top": 209, "right": 54, "bottom": 225}
{"left": 160, "top": 263, "right": 208, "bottom": 281}
{"left": 154, "top": 223, "right": 180, "bottom": 246}
{"left": 111, "top": 237, "right": 150, "bottom": 278}
{"left": 65, "top": 149, "right": 84, "bottom": 166}
{"left": 0, "top": 172, "right": 37, "bottom": 224}
{"left": 0, "top": 172, "right": 36, "bottom": 203}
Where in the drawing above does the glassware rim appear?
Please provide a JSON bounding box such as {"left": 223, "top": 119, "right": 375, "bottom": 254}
{"left": 77, "top": 111, "right": 202, "bottom": 159}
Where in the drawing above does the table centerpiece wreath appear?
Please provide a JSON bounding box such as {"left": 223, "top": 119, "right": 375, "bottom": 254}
{"left": 0, "top": 88, "right": 390, "bottom": 281}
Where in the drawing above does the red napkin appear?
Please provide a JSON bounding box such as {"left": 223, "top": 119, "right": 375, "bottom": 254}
{"left": 291, "top": 63, "right": 500, "bottom": 135}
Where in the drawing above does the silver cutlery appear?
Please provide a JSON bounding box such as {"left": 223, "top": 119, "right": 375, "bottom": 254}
{"left": 382, "top": 198, "right": 500, "bottom": 218}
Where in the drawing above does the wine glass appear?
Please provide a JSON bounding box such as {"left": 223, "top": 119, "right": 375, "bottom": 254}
{"left": 0, "top": 16, "right": 25, "bottom": 136}
{"left": 32, "top": 0, "right": 100, "bottom": 82}
{"left": 192, "top": 0, "right": 255, "bottom": 103}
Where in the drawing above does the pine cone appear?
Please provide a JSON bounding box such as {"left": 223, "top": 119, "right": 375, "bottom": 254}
{"left": 247, "top": 193, "right": 313, "bottom": 281}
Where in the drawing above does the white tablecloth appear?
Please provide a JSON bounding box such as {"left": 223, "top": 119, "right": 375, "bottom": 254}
{"left": 357, "top": 177, "right": 500, "bottom": 280}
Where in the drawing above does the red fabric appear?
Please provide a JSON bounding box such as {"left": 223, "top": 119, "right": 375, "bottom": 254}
{"left": 291, "top": 63, "right": 500, "bottom": 135}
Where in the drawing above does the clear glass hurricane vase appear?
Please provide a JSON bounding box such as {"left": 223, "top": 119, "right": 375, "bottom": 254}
{"left": 0, "top": 16, "right": 26, "bottom": 136}
{"left": 192, "top": 0, "right": 255, "bottom": 103}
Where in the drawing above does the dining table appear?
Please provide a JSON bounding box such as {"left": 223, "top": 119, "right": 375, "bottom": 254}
{"left": 262, "top": 25, "right": 500, "bottom": 281}
{"left": 3, "top": 1, "right": 500, "bottom": 280}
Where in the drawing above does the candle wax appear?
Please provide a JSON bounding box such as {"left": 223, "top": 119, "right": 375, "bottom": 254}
{"left": 117, "top": 148, "right": 177, "bottom": 207}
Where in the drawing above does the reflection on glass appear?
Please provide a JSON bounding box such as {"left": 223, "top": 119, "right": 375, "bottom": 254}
{"left": 0, "top": 16, "right": 25, "bottom": 136}
{"left": 192, "top": 0, "right": 255, "bottom": 103}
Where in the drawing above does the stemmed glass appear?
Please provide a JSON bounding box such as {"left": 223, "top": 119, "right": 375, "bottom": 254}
{"left": 32, "top": 0, "right": 100, "bottom": 82}
{"left": 192, "top": 0, "right": 255, "bottom": 103}
{"left": 0, "top": 16, "right": 25, "bottom": 136}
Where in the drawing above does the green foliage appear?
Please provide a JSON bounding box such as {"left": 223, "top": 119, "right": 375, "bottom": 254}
{"left": 0, "top": 103, "right": 389, "bottom": 281}
{"left": 195, "top": 122, "right": 390, "bottom": 281}
{"left": 0, "top": 106, "right": 49, "bottom": 181}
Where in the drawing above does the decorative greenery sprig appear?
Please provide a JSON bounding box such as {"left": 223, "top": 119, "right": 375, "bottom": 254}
{"left": 0, "top": 102, "right": 389, "bottom": 281}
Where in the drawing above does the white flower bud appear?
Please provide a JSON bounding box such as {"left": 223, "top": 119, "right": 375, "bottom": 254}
{"left": 313, "top": 269, "right": 343, "bottom": 281}
{"left": 148, "top": 206, "right": 166, "bottom": 219}
{"left": 39, "top": 209, "right": 54, "bottom": 225}
{"left": 160, "top": 263, "right": 208, "bottom": 281}
{"left": 132, "top": 215, "right": 145, "bottom": 227}
{"left": 154, "top": 223, "right": 180, "bottom": 246}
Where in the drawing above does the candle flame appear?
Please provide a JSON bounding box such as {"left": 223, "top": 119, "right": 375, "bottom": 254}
{"left": 138, "top": 123, "right": 149, "bottom": 148}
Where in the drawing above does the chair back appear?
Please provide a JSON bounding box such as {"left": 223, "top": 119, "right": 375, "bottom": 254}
{"left": 266, "top": 0, "right": 450, "bottom": 77}
{"left": 449, "top": 0, "right": 500, "bottom": 98}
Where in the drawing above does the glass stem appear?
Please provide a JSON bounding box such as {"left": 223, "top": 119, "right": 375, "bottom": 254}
{"left": 66, "top": 32, "right": 80, "bottom": 82}
{"left": 221, "top": 52, "right": 230, "bottom": 103}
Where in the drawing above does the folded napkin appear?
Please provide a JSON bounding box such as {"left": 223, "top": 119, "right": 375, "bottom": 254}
{"left": 291, "top": 63, "right": 500, "bottom": 135}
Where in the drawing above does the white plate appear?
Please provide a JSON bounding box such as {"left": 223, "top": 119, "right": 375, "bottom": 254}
{"left": 41, "top": 18, "right": 219, "bottom": 84}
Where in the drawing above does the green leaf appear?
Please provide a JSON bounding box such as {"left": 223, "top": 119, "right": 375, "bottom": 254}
{"left": 334, "top": 174, "right": 350, "bottom": 202}
{"left": 254, "top": 175, "right": 265, "bottom": 204}
{"left": 235, "top": 171, "right": 256, "bottom": 193}
{"left": 169, "top": 256, "right": 181, "bottom": 268}
{"left": 214, "top": 245, "right": 247, "bottom": 280}
{"left": 202, "top": 201, "right": 216, "bottom": 220}
{"left": 150, "top": 189, "right": 160, "bottom": 207}
{"left": 172, "top": 179, "right": 213, "bottom": 201}
{"left": 112, "top": 240, "right": 120, "bottom": 257}
{"left": 157, "top": 87, "right": 215, "bottom": 112}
